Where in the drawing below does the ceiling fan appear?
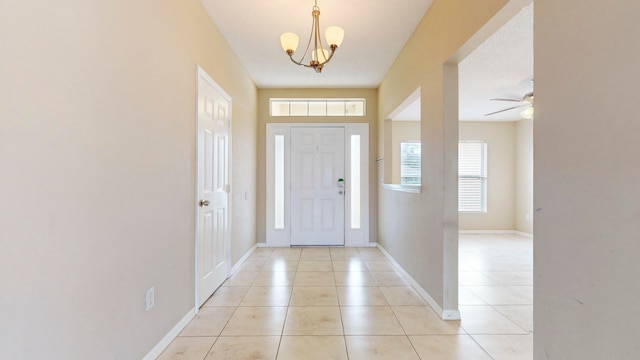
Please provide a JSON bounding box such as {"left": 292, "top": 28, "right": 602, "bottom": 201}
{"left": 484, "top": 91, "right": 534, "bottom": 119}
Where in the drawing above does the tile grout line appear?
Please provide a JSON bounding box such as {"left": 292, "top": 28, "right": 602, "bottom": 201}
{"left": 182, "top": 244, "right": 530, "bottom": 358}
{"left": 467, "top": 333, "right": 497, "bottom": 360}
{"left": 333, "top": 266, "right": 350, "bottom": 360}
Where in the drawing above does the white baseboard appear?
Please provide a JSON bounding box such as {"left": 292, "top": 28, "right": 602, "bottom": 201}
{"left": 459, "top": 230, "right": 514, "bottom": 234}
{"left": 258, "top": 242, "right": 293, "bottom": 248}
{"left": 442, "top": 309, "right": 461, "bottom": 320}
{"left": 231, "top": 244, "right": 258, "bottom": 274}
{"left": 144, "top": 243, "right": 261, "bottom": 360}
{"left": 376, "top": 244, "right": 460, "bottom": 320}
{"left": 460, "top": 229, "right": 533, "bottom": 238}
{"left": 258, "top": 242, "right": 379, "bottom": 248}
{"left": 143, "top": 307, "right": 196, "bottom": 360}
{"left": 514, "top": 231, "right": 534, "bottom": 238}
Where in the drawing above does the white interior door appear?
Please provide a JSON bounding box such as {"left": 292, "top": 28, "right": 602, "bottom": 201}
{"left": 290, "top": 127, "right": 345, "bottom": 246}
{"left": 196, "top": 68, "right": 230, "bottom": 307}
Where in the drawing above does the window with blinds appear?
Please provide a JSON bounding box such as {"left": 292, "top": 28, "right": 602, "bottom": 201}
{"left": 400, "top": 142, "right": 421, "bottom": 185}
{"left": 459, "top": 141, "right": 487, "bottom": 212}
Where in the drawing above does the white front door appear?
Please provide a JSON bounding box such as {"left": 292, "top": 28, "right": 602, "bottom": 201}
{"left": 196, "top": 68, "right": 230, "bottom": 307}
{"left": 290, "top": 127, "right": 345, "bottom": 246}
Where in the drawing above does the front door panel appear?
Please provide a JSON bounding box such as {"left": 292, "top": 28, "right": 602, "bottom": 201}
{"left": 290, "top": 127, "right": 345, "bottom": 245}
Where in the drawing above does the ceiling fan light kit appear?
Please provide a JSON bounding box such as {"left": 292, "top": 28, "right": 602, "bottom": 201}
{"left": 484, "top": 91, "right": 534, "bottom": 119}
{"left": 520, "top": 106, "right": 534, "bottom": 119}
{"left": 279, "top": 0, "right": 344, "bottom": 73}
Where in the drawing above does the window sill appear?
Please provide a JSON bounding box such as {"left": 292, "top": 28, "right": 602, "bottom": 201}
{"left": 382, "top": 184, "right": 421, "bottom": 194}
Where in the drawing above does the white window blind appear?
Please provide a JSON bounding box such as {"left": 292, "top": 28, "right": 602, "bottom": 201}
{"left": 400, "top": 142, "right": 421, "bottom": 185}
{"left": 459, "top": 141, "right": 487, "bottom": 212}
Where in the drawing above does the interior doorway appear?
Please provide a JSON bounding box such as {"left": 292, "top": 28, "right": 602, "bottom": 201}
{"left": 456, "top": 1, "right": 534, "bottom": 281}
{"left": 195, "top": 66, "right": 232, "bottom": 308}
{"left": 443, "top": 2, "right": 533, "bottom": 319}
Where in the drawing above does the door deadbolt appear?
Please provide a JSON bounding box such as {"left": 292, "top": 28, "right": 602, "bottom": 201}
{"left": 199, "top": 199, "right": 210, "bottom": 207}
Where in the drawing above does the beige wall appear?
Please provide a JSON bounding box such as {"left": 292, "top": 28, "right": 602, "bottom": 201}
{"left": 534, "top": 0, "right": 640, "bottom": 357}
{"left": 3, "top": 0, "right": 632, "bottom": 358}
{"left": 459, "top": 121, "right": 516, "bottom": 231}
{"left": 0, "top": 1, "right": 257, "bottom": 358}
{"left": 256, "top": 89, "right": 378, "bottom": 244}
{"left": 391, "top": 121, "right": 421, "bottom": 184}
{"left": 515, "top": 119, "right": 533, "bottom": 234}
{"left": 377, "top": 0, "right": 528, "bottom": 313}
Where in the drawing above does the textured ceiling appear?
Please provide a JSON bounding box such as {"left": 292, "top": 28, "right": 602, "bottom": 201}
{"left": 391, "top": 4, "right": 533, "bottom": 122}
{"left": 200, "top": 0, "right": 433, "bottom": 88}
{"left": 200, "top": 1, "right": 533, "bottom": 121}
{"left": 459, "top": 4, "right": 534, "bottom": 121}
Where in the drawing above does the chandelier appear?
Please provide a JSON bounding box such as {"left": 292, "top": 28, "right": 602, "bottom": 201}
{"left": 279, "top": 0, "right": 344, "bottom": 73}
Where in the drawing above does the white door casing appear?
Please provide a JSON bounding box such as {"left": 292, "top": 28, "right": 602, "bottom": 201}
{"left": 266, "top": 123, "right": 369, "bottom": 247}
{"left": 196, "top": 67, "right": 231, "bottom": 307}
{"left": 290, "top": 127, "right": 345, "bottom": 246}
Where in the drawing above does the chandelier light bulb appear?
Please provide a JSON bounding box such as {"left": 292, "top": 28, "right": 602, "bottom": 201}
{"left": 280, "top": 32, "right": 299, "bottom": 53}
{"left": 312, "top": 48, "right": 330, "bottom": 62}
{"left": 325, "top": 26, "right": 344, "bottom": 47}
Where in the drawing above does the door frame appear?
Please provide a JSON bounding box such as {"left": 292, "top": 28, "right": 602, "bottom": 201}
{"left": 194, "top": 65, "right": 232, "bottom": 310}
{"left": 266, "top": 123, "right": 369, "bottom": 247}
{"left": 441, "top": 1, "right": 532, "bottom": 321}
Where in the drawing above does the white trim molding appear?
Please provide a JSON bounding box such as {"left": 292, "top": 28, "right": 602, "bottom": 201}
{"left": 442, "top": 309, "right": 462, "bottom": 320}
{"left": 376, "top": 244, "right": 460, "bottom": 321}
{"left": 230, "top": 244, "right": 258, "bottom": 275}
{"left": 266, "top": 123, "right": 370, "bottom": 247}
{"left": 515, "top": 231, "right": 534, "bottom": 238}
{"left": 146, "top": 242, "right": 260, "bottom": 359}
{"left": 381, "top": 184, "right": 421, "bottom": 194}
{"left": 142, "top": 308, "right": 196, "bottom": 360}
{"left": 460, "top": 230, "right": 533, "bottom": 238}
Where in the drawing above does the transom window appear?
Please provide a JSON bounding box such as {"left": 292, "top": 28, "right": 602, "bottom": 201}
{"left": 270, "top": 98, "right": 365, "bottom": 117}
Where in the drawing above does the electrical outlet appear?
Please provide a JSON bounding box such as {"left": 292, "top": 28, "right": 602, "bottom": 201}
{"left": 145, "top": 287, "right": 155, "bottom": 311}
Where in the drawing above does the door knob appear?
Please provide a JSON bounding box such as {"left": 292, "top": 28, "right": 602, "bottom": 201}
{"left": 199, "top": 199, "right": 210, "bottom": 207}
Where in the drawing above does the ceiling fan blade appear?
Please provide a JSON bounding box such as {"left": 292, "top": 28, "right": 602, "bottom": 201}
{"left": 484, "top": 104, "right": 529, "bottom": 116}
{"left": 490, "top": 98, "right": 524, "bottom": 102}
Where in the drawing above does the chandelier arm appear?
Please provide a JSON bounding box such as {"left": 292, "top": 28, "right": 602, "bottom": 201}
{"left": 298, "top": 13, "right": 316, "bottom": 63}
{"left": 314, "top": 10, "right": 323, "bottom": 62}
{"left": 317, "top": 45, "right": 337, "bottom": 66}
{"left": 287, "top": 52, "right": 313, "bottom": 68}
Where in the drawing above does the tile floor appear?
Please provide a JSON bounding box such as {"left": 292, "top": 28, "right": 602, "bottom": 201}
{"left": 158, "top": 233, "right": 533, "bottom": 359}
